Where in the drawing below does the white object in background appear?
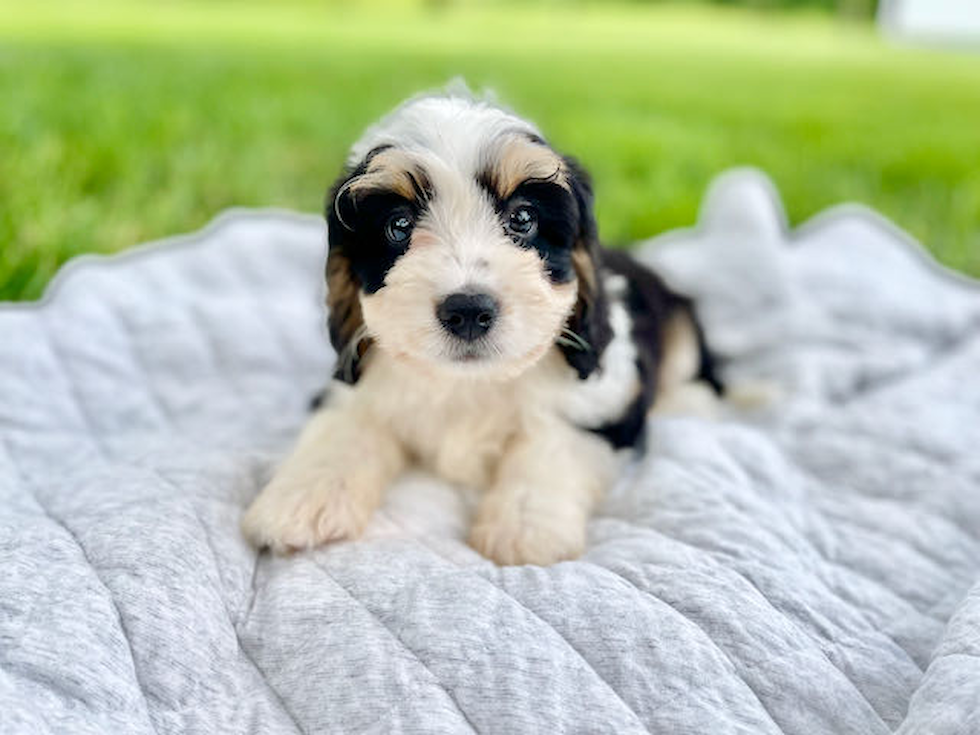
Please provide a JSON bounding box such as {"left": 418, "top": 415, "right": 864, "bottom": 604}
{"left": 878, "top": 0, "right": 980, "bottom": 45}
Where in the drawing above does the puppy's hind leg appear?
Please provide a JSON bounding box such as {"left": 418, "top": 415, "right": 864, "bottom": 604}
{"left": 653, "top": 309, "right": 723, "bottom": 418}
{"left": 653, "top": 308, "right": 781, "bottom": 416}
{"left": 242, "top": 401, "right": 405, "bottom": 554}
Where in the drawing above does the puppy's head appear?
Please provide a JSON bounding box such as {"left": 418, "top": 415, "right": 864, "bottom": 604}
{"left": 325, "top": 89, "right": 611, "bottom": 383}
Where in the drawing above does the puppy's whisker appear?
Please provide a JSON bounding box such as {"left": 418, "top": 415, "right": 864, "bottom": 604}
{"left": 558, "top": 327, "right": 592, "bottom": 353}
{"left": 333, "top": 179, "right": 358, "bottom": 232}
{"left": 485, "top": 339, "right": 504, "bottom": 359}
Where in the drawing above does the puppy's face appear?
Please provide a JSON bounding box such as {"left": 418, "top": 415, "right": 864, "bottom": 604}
{"left": 326, "top": 96, "right": 603, "bottom": 381}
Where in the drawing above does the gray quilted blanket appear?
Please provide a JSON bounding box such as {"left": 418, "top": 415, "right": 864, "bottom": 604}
{"left": 1, "top": 170, "right": 978, "bottom": 734}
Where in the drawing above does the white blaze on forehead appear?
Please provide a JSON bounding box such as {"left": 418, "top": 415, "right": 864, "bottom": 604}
{"left": 348, "top": 95, "right": 543, "bottom": 179}
{"left": 411, "top": 159, "right": 503, "bottom": 286}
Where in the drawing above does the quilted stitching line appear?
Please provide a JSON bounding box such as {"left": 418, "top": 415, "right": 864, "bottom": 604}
{"left": 788, "top": 428, "right": 980, "bottom": 547}
{"left": 1, "top": 437, "right": 158, "bottom": 734}
{"left": 311, "top": 559, "right": 480, "bottom": 734}
{"left": 609, "top": 454, "right": 939, "bottom": 671}
{"left": 828, "top": 513, "right": 971, "bottom": 587}
{"left": 594, "top": 519, "right": 896, "bottom": 728}
{"left": 658, "top": 519, "right": 927, "bottom": 676}
{"left": 187, "top": 301, "right": 244, "bottom": 405}
{"left": 226, "top": 250, "right": 308, "bottom": 372}
{"left": 184, "top": 296, "right": 303, "bottom": 428}
{"left": 718, "top": 560, "right": 892, "bottom": 727}
{"left": 38, "top": 312, "right": 112, "bottom": 462}
{"left": 729, "top": 446, "right": 954, "bottom": 629}
{"left": 375, "top": 512, "right": 649, "bottom": 732}
{"left": 150, "top": 471, "right": 307, "bottom": 735}
{"left": 371, "top": 514, "right": 651, "bottom": 734}
{"left": 810, "top": 543, "right": 944, "bottom": 626}
{"left": 932, "top": 651, "right": 980, "bottom": 663}
{"left": 797, "top": 556, "right": 931, "bottom": 673}
{"left": 471, "top": 570, "right": 652, "bottom": 735}
{"left": 230, "top": 592, "right": 308, "bottom": 735}
{"left": 106, "top": 304, "right": 174, "bottom": 429}
{"left": 585, "top": 561, "right": 787, "bottom": 735}
{"left": 599, "top": 510, "right": 934, "bottom": 677}
{"left": 830, "top": 321, "right": 980, "bottom": 408}
{"left": 770, "top": 502, "right": 943, "bottom": 671}
{"left": 784, "top": 451, "right": 977, "bottom": 623}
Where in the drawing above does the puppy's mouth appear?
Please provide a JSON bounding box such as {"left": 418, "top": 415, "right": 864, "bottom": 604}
{"left": 444, "top": 340, "right": 496, "bottom": 364}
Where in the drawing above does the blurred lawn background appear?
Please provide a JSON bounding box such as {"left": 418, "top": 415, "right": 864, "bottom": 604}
{"left": 2, "top": 0, "right": 979, "bottom": 300}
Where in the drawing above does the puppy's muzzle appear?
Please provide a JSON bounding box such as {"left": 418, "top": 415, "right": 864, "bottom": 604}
{"left": 436, "top": 292, "right": 498, "bottom": 341}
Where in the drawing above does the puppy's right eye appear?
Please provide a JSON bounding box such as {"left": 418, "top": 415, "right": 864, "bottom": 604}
{"left": 384, "top": 212, "right": 414, "bottom": 246}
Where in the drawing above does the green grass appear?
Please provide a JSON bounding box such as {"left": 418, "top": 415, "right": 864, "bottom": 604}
{"left": 2, "top": 1, "right": 979, "bottom": 300}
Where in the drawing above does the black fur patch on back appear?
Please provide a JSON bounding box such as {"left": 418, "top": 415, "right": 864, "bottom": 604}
{"left": 588, "top": 248, "right": 722, "bottom": 449}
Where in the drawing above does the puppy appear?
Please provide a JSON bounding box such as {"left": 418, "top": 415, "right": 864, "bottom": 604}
{"left": 242, "top": 88, "right": 722, "bottom": 565}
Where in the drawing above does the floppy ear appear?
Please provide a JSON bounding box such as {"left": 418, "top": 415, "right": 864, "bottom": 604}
{"left": 558, "top": 156, "right": 612, "bottom": 379}
{"left": 324, "top": 171, "right": 373, "bottom": 384}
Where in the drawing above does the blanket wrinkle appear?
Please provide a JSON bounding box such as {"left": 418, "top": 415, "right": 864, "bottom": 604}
{"left": 187, "top": 301, "right": 238, "bottom": 402}
{"left": 229, "top": 623, "right": 306, "bottom": 735}
{"left": 832, "top": 324, "right": 980, "bottom": 407}
{"left": 108, "top": 303, "right": 174, "bottom": 429}
{"left": 305, "top": 526, "right": 655, "bottom": 732}
{"left": 717, "top": 558, "right": 908, "bottom": 724}
{"left": 4, "top": 444, "right": 159, "bottom": 733}
{"left": 230, "top": 252, "right": 310, "bottom": 373}
{"left": 147, "top": 471, "right": 306, "bottom": 734}
{"left": 239, "top": 551, "right": 264, "bottom": 633}
{"left": 643, "top": 552, "right": 895, "bottom": 726}
{"left": 593, "top": 490, "right": 939, "bottom": 674}
{"left": 589, "top": 562, "right": 786, "bottom": 734}
{"left": 471, "top": 571, "right": 651, "bottom": 734}
{"left": 37, "top": 313, "right": 111, "bottom": 462}
{"left": 311, "top": 561, "right": 480, "bottom": 735}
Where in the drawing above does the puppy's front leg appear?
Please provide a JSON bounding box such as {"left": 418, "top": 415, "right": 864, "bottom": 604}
{"left": 242, "top": 401, "right": 404, "bottom": 553}
{"left": 469, "top": 424, "right": 618, "bottom": 566}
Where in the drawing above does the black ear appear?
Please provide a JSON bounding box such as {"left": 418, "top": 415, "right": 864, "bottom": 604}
{"left": 324, "top": 170, "right": 372, "bottom": 384}
{"left": 558, "top": 156, "right": 612, "bottom": 379}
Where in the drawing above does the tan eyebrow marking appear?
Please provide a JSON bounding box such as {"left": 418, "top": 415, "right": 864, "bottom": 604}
{"left": 346, "top": 148, "right": 430, "bottom": 202}
{"left": 485, "top": 135, "right": 568, "bottom": 199}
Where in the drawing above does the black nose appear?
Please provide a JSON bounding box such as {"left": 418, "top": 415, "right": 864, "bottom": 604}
{"left": 436, "top": 292, "right": 498, "bottom": 341}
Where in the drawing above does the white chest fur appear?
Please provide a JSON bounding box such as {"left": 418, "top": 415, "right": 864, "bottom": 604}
{"left": 344, "top": 298, "right": 639, "bottom": 490}
{"left": 243, "top": 294, "right": 642, "bottom": 564}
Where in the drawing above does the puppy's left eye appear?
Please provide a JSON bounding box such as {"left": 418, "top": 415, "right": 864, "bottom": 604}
{"left": 384, "top": 212, "right": 414, "bottom": 246}
{"left": 506, "top": 205, "right": 538, "bottom": 241}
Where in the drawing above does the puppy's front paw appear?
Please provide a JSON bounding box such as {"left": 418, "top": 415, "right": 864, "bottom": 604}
{"left": 242, "top": 470, "right": 377, "bottom": 554}
{"left": 469, "top": 509, "right": 586, "bottom": 566}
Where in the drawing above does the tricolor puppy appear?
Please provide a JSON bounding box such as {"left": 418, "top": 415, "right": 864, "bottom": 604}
{"left": 242, "top": 89, "right": 722, "bottom": 565}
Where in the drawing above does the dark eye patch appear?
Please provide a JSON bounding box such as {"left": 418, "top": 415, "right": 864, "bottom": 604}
{"left": 335, "top": 191, "right": 420, "bottom": 294}
{"left": 502, "top": 180, "right": 579, "bottom": 284}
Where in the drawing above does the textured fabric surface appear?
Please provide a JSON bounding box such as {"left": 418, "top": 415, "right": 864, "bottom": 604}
{"left": 1, "top": 170, "right": 978, "bottom": 734}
